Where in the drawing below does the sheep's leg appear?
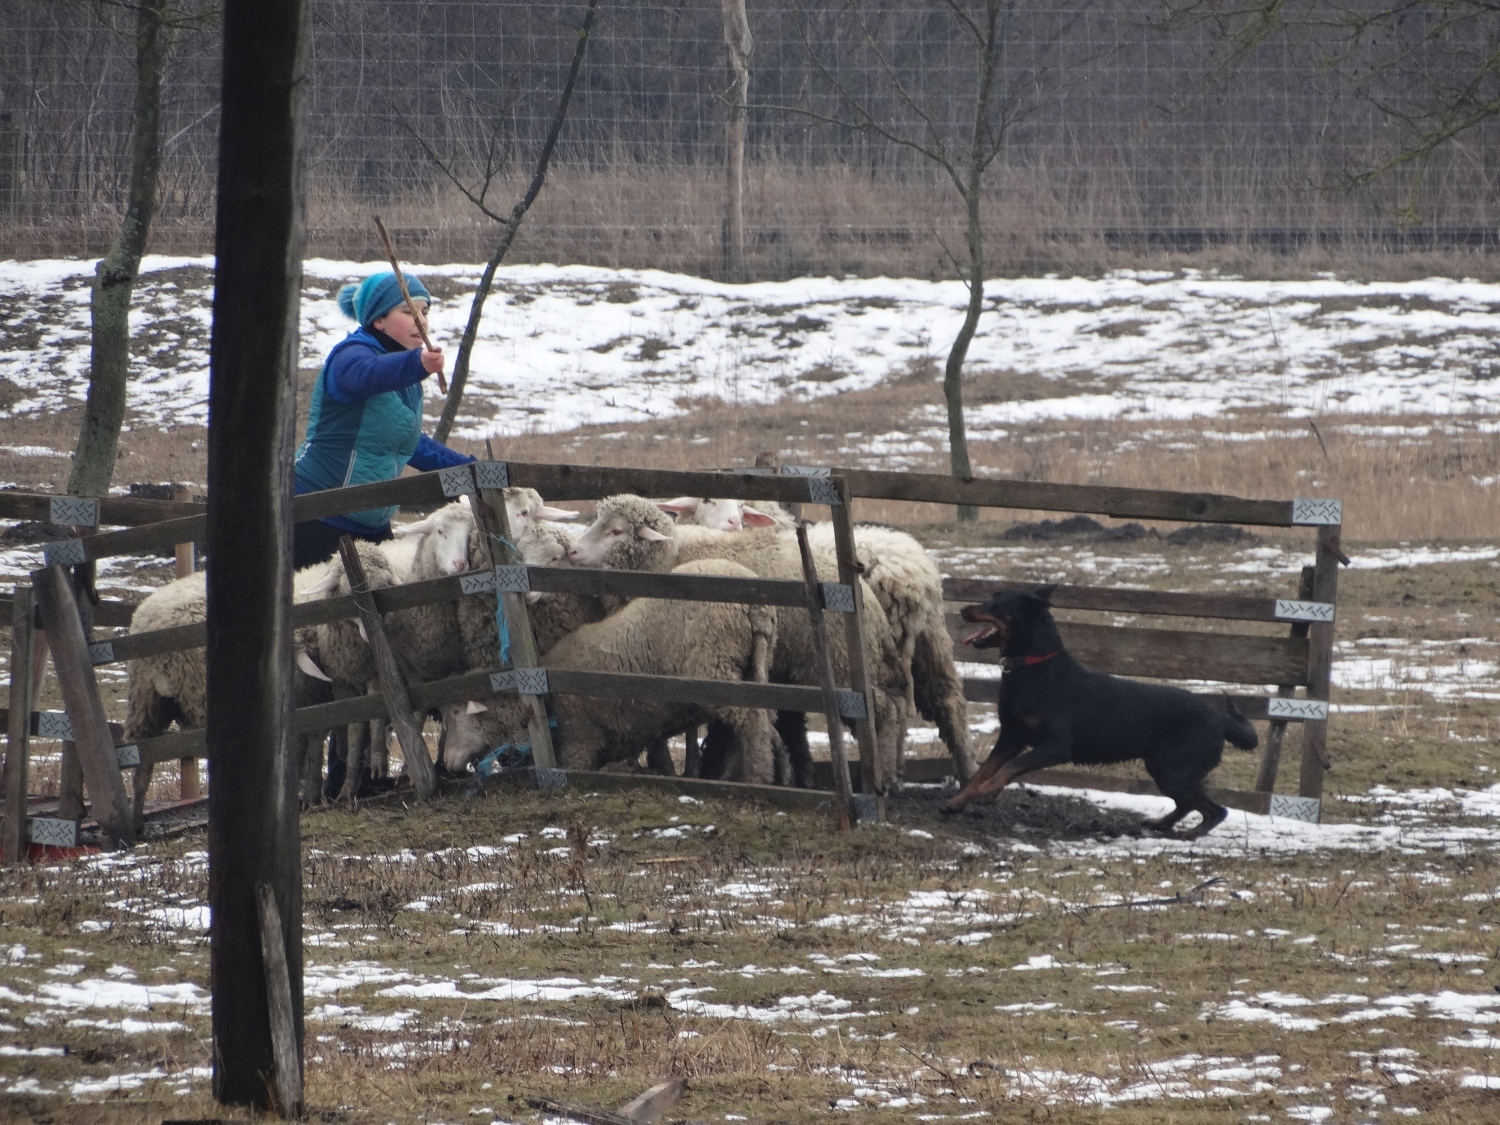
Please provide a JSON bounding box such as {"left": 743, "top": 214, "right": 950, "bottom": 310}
{"left": 645, "top": 739, "right": 677, "bottom": 776}
{"left": 775, "top": 711, "right": 813, "bottom": 789}
{"left": 683, "top": 727, "right": 702, "bottom": 778}
{"left": 913, "top": 628, "right": 977, "bottom": 782}
{"left": 301, "top": 731, "right": 328, "bottom": 805}
{"left": 721, "top": 708, "right": 774, "bottom": 785}
{"left": 698, "top": 721, "right": 733, "bottom": 780}
{"left": 340, "top": 720, "right": 369, "bottom": 802}
{"left": 771, "top": 728, "right": 790, "bottom": 787}
{"left": 130, "top": 761, "right": 156, "bottom": 831}
{"left": 369, "top": 718, "right": 390, "bottom": 779}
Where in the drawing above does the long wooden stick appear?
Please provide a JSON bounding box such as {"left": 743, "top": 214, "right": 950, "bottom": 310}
{"left": 795, "top": 523, "right": 854, "bottom": 829}
{"left": 372, "top": 214, "right": 447, "bottom": 393}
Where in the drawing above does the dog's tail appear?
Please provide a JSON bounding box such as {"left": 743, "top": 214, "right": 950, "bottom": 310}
{"left": 1222, "top": 697, "right": 1259, "bottom": 751}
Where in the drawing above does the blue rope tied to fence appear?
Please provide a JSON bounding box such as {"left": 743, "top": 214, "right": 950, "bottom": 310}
{"left": 486, "top": 529, "right": 520, "bottom": 666}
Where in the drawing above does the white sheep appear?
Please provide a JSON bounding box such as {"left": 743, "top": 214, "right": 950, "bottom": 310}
{"left": 442, "top": 559, "right": 779, "bottom": 783}
{"left": 657, "top": 496, "right": 793, "bottom": 531}
{"left": 568, "top": 494, "right": 906, "bottom": 791}
{"left": 655, "top": 502, "right": 977, "bottom": 782}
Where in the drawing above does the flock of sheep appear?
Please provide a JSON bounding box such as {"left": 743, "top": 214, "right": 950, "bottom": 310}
{"left": 122, "top": 487, "right": 980, "bottom": 822}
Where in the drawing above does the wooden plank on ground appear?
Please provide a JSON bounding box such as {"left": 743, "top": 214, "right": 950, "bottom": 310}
{"left": 946, "top": 615, "right": 1309, "bottom": 685}
{"left": 838, "top": 467, "right": 1292, "bottom": 527}
{"left": 2, "top": 587, "right": 35, "bottom": 864}
{"left": 618, "top": 1078, "right": 686, "bottom": 1122}
{"left": 891, "top": 757, "right": 1273, "bottom": 817}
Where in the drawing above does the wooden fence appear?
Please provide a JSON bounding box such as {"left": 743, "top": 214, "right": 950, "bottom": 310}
{"left": 0, "top": 461, "right": 1341, "bottom": 858}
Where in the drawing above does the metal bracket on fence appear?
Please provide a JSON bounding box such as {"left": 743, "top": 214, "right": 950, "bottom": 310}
{"left": 460, "top": 571, "right": 497, "bottom": 596}
{"left": 115, "top": 744, "right": 141, "bottom": 769}
{"left": 489, "top": 670, "right": 517, "bottom": 694}
{"left": 439, "top": 465, "right": 476, "bottom": 498}
{"left": 533, "top": 767, "right": 568, "bottom": 793}
{"left": 1266, "top": 697, "right": 1329, "bottom": 722}
{"left": 515, "top": 668, "right": 550, "bottom": 695}
{"left": 806, "top": 477, "right": 842, "bottom": 506}
{"left": 475, "top": 461, "right": 510, "bottom": 490}
{"left": 850, "top": 793, "right": 879, "bottom": 823}
{"left": 29, "top": 818, "right": 78, "bottom": 848}
{"left": 835, "top": 689, "right": 867, "bottom": 720}
{"left": 1269, "top": 794, "right": 1321, "bottom": 823}
{"left": 781, "top": 464, "right": 831, "bottom": 478}
{"left": 1291, "top": 498, "right": 1342, "bottom": 525}
{"left": 1274, "top": 599, "right": 1335, "bottom": 624}
{"left": 50, "top": 497, "right": 98, "bottom": 527}
{"left": 494, "top": 565, "right": 531, "bottom": 593}
{"left": 36, "top": 711, "right": 73, "bottom": 740}
{"left": 88, "top": 641, "right": 115, "bottom": 665}
{"left": 820, "top": 582, "right": 855, "bottom": 613}
{"left": 42, "top": 538, "right": 87, "bottom": 567}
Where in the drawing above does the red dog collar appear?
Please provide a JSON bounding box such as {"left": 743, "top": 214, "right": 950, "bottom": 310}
{"left": 1001, "top": 651, "right": 1058, "bottom": 672}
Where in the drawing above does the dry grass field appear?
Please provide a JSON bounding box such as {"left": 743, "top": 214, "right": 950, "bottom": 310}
{"left": 1, "top": 338, "right": 1498, "bottom": 1119}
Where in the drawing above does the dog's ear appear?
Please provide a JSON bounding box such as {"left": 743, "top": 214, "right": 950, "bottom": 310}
{"left": 1033, "top": 584, "right": 1057, "bottom": 605}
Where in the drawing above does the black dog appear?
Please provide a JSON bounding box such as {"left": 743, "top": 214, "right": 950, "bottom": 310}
{"left": 945, "top": 587, "right": 1259, "bottom": 838}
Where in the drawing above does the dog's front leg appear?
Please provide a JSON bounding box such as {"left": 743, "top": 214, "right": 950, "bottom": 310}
{"left": 965, "top": 733, "right": 1073, "bottom": 800}
{"left": 944, "top": 728, "right": 1025, "bottom": 813}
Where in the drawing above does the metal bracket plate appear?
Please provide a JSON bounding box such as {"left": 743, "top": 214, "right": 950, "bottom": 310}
{"left": 439, "top": 465, "right": 476, "bottom": 498}
{"left": 37, "top": 711, "right": 74, "bottom": 740}
{"left": 494, "top": 565, "right": 531, "bottom": 593}
{"left": 806, "top": 477, "right": 842, "bottom": 507}
{"left": 43, "top": 538, "right": 87, "bottom": 567}
{"left": 781, "top": 464, "right": 831, "bottom": 478}
{"left": 29, "top": 817, "right": 78, "bottom": 847}
{"left": 515, "top": 668, "right": 550, "bottom": 695}
{"left": 88, "top": 641, "right": 116, "bottom": 665}
{"left": 533, "top": 767, "right": 567, "bottom": 793}
{"left": 850, "top": 793, "right": 880, "bottom": 823}
{"left": 1274, "top": 599, "right": 1335, "bottom": 624}
{"left": 475, "top": 461, "right": 510, "bottom": 490}
{"left": 489, "top": 670, "right": 517, "bottom": 694}
{"left": 115, "top": 744, "right": 141, "bottom": 769}
{"left": 460, "top": 571, "right": 497, "bottom": 597}
{"left": 50, "top": 497, "right": 98, "bottom": 526}
{"left": 1269, "top": 794, "right": 1321, "bottom": 823}
{"left": 1266, "top": 697, "right": 1330, "bottom": 722}
{"left": 835, "top": 689, "right": 868, "bottom": 720}
{"left": 820, "top": 582, "right": 855, "bottom": 613}
{"left": 1291, "top": 498, "right": 1343, "bottom": 526}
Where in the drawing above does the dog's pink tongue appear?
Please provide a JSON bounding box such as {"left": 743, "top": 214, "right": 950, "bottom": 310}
{"left": 963, "top": 625, "right": 996, "bottom": 646}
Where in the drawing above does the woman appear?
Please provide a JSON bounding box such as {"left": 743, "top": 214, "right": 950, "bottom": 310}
{"left": 293, "top": 270, "right": 474, "bottom": 569}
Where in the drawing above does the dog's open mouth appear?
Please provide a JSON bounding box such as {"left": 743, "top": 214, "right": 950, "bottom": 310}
{"left": 959, "top": 611, "right": 1006, "bottom": 648}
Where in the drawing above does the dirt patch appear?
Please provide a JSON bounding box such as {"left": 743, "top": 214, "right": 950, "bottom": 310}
{"left": 895, "top": 784, "right": 1147, "bottom": 840}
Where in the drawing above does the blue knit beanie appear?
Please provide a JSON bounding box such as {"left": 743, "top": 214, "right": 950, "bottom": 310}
{"left": 337, "top": 271, "right": 432, "bottom": 327}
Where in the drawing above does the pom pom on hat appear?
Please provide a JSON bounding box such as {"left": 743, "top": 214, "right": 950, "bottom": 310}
{"left": 339, "top": 271, "right": 432, "bottom": 326}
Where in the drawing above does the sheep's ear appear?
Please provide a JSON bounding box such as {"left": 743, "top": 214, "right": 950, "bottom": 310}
{"left": 392, "top": 516, "right": 437, "bottom": 538}
{"left": 295, "top": 649, "right": 332, "bottom": 682}
{"left": 465, "top": 700, "right": 489, "bottom": 714}
{"left": 741, "top": 504, "right": 778, "bottom": 528}
{"left": 303, "top": 567, "right": 343, "bottom": 596}
{"left": 535, "top": 504, "right": 578, "bottom": 521}
{"left": 637, "top": 525, "right": 671, "bottom": 542}
{"left": 657, "top": 496, "right": 699, "bottom": 515}
{"left": 458, "top": 493, "right": 473, "bottom": 509}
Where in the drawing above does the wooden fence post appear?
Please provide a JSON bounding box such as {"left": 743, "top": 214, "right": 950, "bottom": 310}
{"left": 174, "top": 486, "right": 202, "bottom": 801}
{"left": 1298, "top": 524, "right": 1342, "bottom": 800}
{"left": 827, "top": 475, "right": 884, "bottom": 798}
{"left": 472, "top": 469, "right": 559, "bottom": 771}
{"left": 33, "top": 565, "right": 135, "bottom": 847}
{"left": 336, "top": 536, "right": 436, "bottom": 799}
{"left": 1255, "top": 566, "right": 1314, "bottom": 794}
{"left": 206, "top": 0, "right": 309, "bottom": 1108}
{"left": 795, "top": 524, "right": 853, "bottom": 828}
{"left": 2, "top": 586, "right": 35, "bottom": 863}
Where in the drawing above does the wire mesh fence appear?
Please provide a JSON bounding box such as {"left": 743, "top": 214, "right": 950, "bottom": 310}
{"left": 3, "top": 1, "right": 1497, "bottom": 277}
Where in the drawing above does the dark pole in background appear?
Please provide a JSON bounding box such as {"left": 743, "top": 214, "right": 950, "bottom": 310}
{"left": 206, "top": 0, "right": 308, "bottom": 1112}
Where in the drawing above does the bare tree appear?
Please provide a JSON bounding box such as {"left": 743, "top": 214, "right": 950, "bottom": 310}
{"left": 68, "top": 0, "right": 212, "bottom": 499}
{"left": 765, "top": 1, "right": 1096, "bottom": 520}
{"left": 402, "top": 0, "right": 599, "bottom": 447}
{"left": 1164, "top": 2, "right": 1500, "bottom": 213}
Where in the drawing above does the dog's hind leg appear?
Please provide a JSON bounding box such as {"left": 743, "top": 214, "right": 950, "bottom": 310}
{"left": 1181, "top": 795, "right": 1229, "bottom": 839}
{"left": 1148, "top": 785, "right": 1229, "bottom": 839}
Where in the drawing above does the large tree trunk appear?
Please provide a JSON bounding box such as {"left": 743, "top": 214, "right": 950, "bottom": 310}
{"left": 207, "top": 0, "right": 309, "bottom": 1111}
{"left": 67, "top": 0, "right": 166, "bottom": 499}
{"left": 721, "top": 0, "right": 752, "bottom": 281}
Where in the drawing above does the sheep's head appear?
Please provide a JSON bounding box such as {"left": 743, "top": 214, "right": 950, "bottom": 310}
{"left": 394, "top": 500, "right": 473, "bottom": 576}
{"left": 505, "top": 486, "right": 578, "bottom": 534}
{"left": 659, "top": 496, "right": 782, "bottom": 531}
{"left": 519, "top": 523, "right": 575, "bottom": 569}
{"left": 568, "top": 494, "right": 676, "bottom": 570}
